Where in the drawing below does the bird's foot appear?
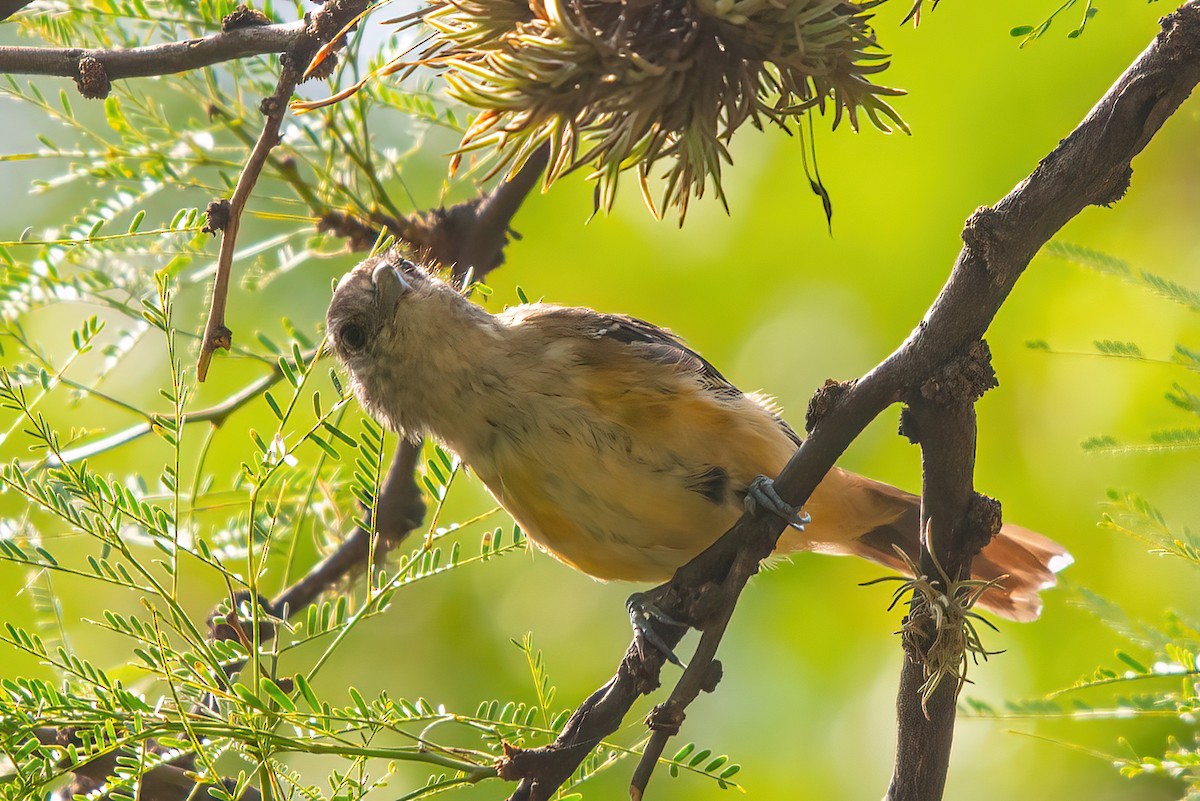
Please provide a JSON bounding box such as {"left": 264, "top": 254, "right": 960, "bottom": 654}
{"left": 745, "top": 474, "right": 810, "bottom": 531}
{"left": 627, "top": 590, "right": 687, "bottom": 668}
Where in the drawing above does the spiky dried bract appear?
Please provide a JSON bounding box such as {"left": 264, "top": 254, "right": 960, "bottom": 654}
{"left": 407, "top": 0, "right": 907, "bottom": 219}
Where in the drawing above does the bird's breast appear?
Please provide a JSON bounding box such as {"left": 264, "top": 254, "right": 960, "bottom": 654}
{"left": 454, "top": 384, "right": 763, "bottom": 581}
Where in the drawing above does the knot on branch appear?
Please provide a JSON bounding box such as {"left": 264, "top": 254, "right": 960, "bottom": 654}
{"left": 622, "top": 643, "right": 665, "bottom": 695}
{"left": 1165, "top": 2, "right": 1200, "bottom": 31}
{"left": 656, "top": 578, "right": 726, "bottom": 632}
{"left": 317, "top": 210, "right": 405, "bottom": 252}
{"left": 308, "top": 0, "right": 359, "bottom": 42}
{"left": 805, "top": 378, "right": 852, "bottom": 434}
{"left": 202, "top": 198, "right": 232, "bottom": 234}
{"left": 289, "top": 0, "right": 363, "bottom": 83}
{"left": 204, "top": 324, "right": 234, "bottom": 355}
{"left": 207, "top": 590, "right": 278, "bottom": 645}
{"left": 259, "top": 94, "right": 284, "bottom": 118}
{"left": 284, "top": 31, "right": 341, "bottom": 84}
{"left": 221, "top": 4, "right": 270, "bottom": 31}
{"left": 898, "top": 341, "right": 995, "bottom": 443}
{"left": 964, "top": 492, "right": 1003, "bottom": 555}
{"left": 961, "top": 206, "right": 1002, "bottom": 275}
{"left": 404, "top": 201, "right": 510, "bottom": 279}
{"left": 75, "top": 56, "right": 110, "bottom": 99}
{"left": 1095, "top": 164, "right": 1133, "bottom": 207}
{"left": 496, "top": 742, "right": 573, "bottom": 789}
{"left": 699, "top": 659, "right": 723, "bottom": 694}
{"left": 495, "top": 742, "right": 527, "bottom": 781}
{"left": 644, "top": 702, "right": 685, "bottom": 736}
{"left": 919, "top": 340, "right": 997, "bottom": 406}
{"left": 304, "top": 49, "right": 339, "bottom": 82}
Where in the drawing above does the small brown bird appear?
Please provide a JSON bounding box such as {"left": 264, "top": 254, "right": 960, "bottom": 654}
{"left": 327, "top": 255, "right": 1070, "bottom": 622}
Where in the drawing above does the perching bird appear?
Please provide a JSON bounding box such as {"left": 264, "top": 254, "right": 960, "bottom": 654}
{"left": 327, "top": 255, "right": 1071, "bottom": 622}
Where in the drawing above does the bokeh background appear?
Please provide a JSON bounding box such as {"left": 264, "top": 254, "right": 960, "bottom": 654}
{"left": 2, "top": 1, "right": 1198, "bottom": 799}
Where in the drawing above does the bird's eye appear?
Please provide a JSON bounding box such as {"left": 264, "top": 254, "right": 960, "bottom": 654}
{"left": 338, "top": 322, "right": 368, "bottom": 352}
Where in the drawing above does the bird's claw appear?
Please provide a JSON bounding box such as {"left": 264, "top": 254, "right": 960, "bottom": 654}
{"left": 745, "top": 474, "right": 810, "bottom": 531}
{"left": 627, "top": 591, "right": 687, "bottom": 668}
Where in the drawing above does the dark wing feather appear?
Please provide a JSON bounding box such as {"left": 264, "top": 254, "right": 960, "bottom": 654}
{"left": 596, "top": 314, "right": 743, "bottom": 399}
{"left": 514, "top": 306, "right": 804, "bottom": 447}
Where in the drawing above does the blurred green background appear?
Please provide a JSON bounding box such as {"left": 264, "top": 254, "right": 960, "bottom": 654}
{"left": 1, "top": 1, "right": 1198, "bottom": 799}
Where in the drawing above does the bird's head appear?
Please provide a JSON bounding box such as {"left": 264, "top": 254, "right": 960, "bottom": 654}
{"left": 326, "top": 252, "right": 491, "bottom": 436}
{"left": 327, "top": 253, "right": 427, "bottom": 367}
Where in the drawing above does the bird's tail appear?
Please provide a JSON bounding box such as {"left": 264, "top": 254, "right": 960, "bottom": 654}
{"left": 782, "top": 469, "right": 1072, "bottom": 622}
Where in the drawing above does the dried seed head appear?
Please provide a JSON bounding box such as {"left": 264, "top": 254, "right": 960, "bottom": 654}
{"left": 406, "top": 0, "right": 907, "bottom": 220}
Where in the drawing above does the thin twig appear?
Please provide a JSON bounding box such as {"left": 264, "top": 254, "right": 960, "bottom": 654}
{"left": 34, "top": 367, "right": 284, "bottom": 467}
{"left": 448, "top": 144, "right": 550, "bottom": 279}
{"left": 501, "top": 6, "right": 1200, "bottom": 799}
{"left": 194, "top": 69, "right": 298, "bottom": 381}
{"left": 196, "top": 0, "right": 369, "bottom": 381}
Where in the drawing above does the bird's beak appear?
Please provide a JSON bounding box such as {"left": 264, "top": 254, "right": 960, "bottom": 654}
{"left": 372, "top": 262, "right": 410, "bottom": 314}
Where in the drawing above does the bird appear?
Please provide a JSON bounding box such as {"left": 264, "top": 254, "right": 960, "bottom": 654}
{"left": 326, "top": 254, "right": 1071, "bottom": 623}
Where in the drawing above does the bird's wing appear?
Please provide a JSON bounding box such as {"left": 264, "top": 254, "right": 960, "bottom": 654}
{"left": 502, "top": 304, "right": 804, "bottom": 447}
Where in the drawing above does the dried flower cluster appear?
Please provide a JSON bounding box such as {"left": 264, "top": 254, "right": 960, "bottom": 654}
{"left": 406, "top": 0, "right": 908, "bottom": 219}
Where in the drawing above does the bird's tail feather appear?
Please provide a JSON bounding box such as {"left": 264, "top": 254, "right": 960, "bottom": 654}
{"left": 791, "top": 472, "right": 1071, "bottom": 622}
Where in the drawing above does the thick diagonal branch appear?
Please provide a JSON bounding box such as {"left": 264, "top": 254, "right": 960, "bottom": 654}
{"left": 501, "top": 5, "right": 1200, "bottom": 799}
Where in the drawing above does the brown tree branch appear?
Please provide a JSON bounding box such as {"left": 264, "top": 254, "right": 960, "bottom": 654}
{"left": 0, "top": 20, "right": 306, "bottom": 85}
{"left": 500, "top": 5, "right": 1200, "bottom": 799}
{"left": 318, "top": 144, "right": 551, "bottom": 274}
{"left": 274, "top": 438, "right": 425, "bottom": 616}
{"left": 196, "top": 0, "right": 368, "bottom": 381}
{"left": 440, "top": 146, "right": 550, "bottom": 281}
{"left": 194, "top": 70, "right": 298, "bottom": 381}
{"left": 887, "top": 342, "right": 999, "bottom": 801}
